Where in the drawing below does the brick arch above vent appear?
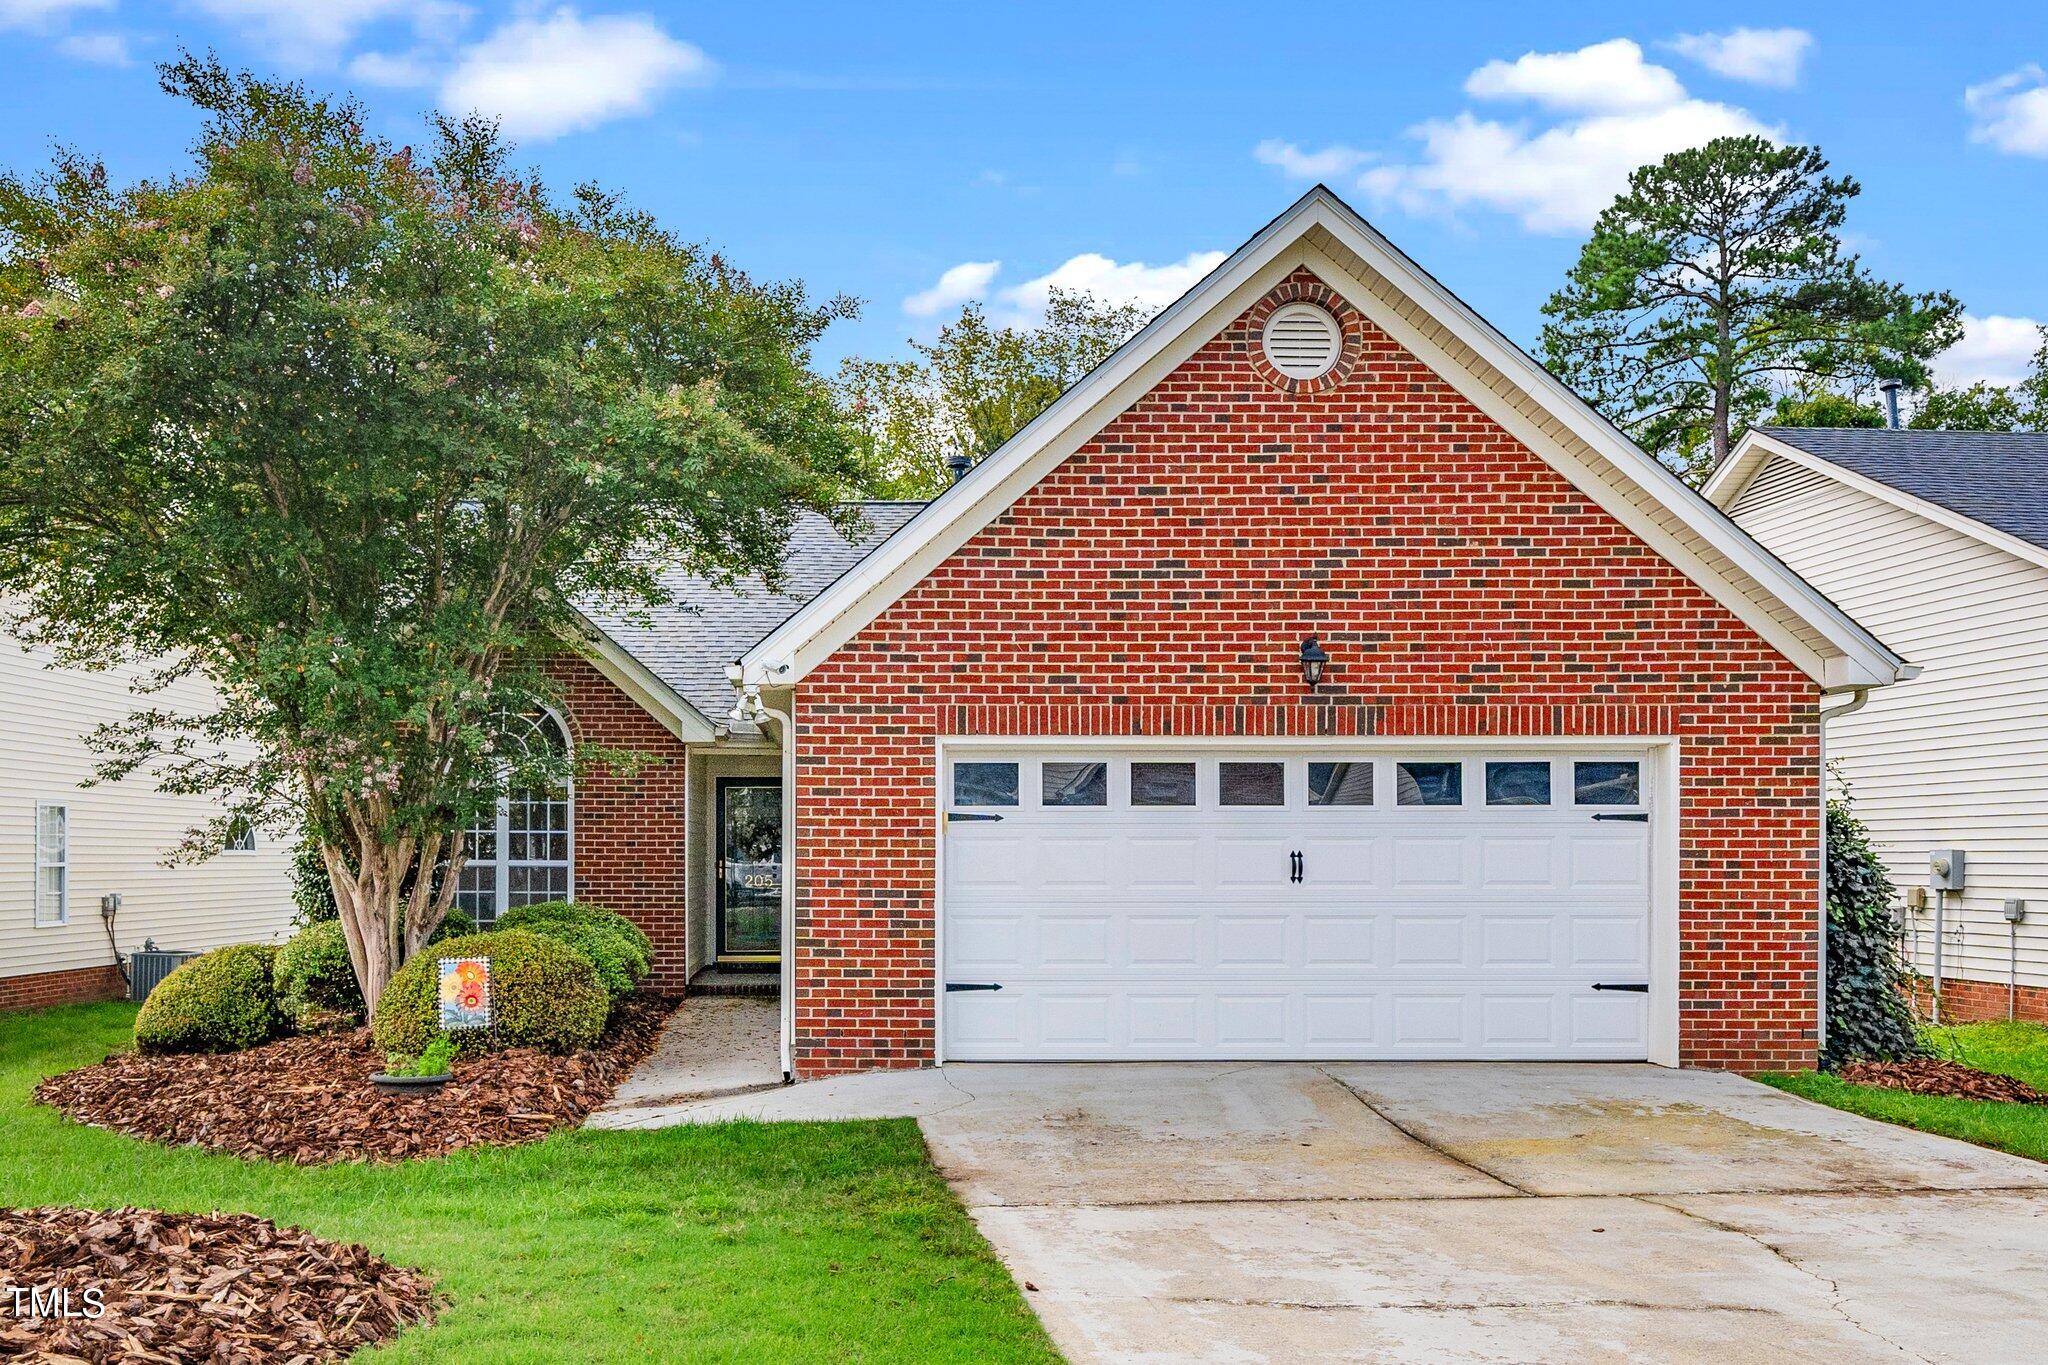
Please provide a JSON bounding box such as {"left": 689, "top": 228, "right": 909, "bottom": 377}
{"left": 1242, "top": 274, "right": 1367, "bottom": 395}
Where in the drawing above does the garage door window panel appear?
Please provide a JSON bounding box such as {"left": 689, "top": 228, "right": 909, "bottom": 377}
{"left": 1397, "top": 761, "right": 1464, "bottom": 806}
{"left": 1043, "top": 761, "right": 1109, "bottom": 807}
{"left": 1574, "top": 761, "right": 1642, "bottom": 806}
{"left": 1485, "top": 761, "right": 1552, "bottom": 807}
{"left": 1308, "top": 761, "right": 1372, "bottom": 806}
{"left": 954, "top": 762, "right": 1019, "bottom": 807}
{"left": 1219, "top": 762, "right": 1285, "bottom": 807}
{"left": 1131, "top": 762, "right": 1197, "bottom": 807}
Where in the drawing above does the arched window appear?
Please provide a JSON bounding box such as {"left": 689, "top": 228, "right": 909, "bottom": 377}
{"left": 455, "top": 708, "right": 572, "bottom": 923}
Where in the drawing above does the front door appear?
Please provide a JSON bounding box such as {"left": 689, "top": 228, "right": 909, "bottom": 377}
{"left": 716, "top": 777, "right": 783, "bottom": 963}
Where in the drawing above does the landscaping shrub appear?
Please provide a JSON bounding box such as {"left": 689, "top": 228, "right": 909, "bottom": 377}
{"left": 290, "top": 836, "right": 338, "bottom": 927}
{"left": 496, "top": 901, "right": 650, "bottom": 1000}
{"left": 1823, "top": 798, "right": 1924, "bottom": 1069}
{"left": 429, "top": 907, "right": 477, "bottom": 944}
{"left": 274, "top": 921, "right": 364, "bottom": 1031}
{"left": 498, "top": 900, "right": 653, "bottom": 964}
{"left": 134, "top": 943, "right": 285, "bottom": 1054}
{"left": 370, "top": 930, "right": 607, "bottom": 1057}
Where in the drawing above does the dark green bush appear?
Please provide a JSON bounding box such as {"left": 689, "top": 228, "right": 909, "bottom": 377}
{"left": 290, "top": 836, "right": 338, "bottom": 927}
{"left": 498, "top": 900, "right": 652, "bottom": 966}
{"left": 429, "top": 906, "right": 477, "bottom": 944}
{"left": 507, "top": 917, "right": 646, "bottom": 1000}
{"left": 134, "top": 943, "right": 285, "bottom": 1054}
{"left": 273, "top": 920, "right": 364, "bottom": 1030}
{"left": 370, "top": 929, "right": 607, "bottom": 1057}
{"left": 1824, "top": 798, "right": 1924, "bottom": 1069}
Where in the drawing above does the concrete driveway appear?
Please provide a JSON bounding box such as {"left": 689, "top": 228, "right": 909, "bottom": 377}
{"left": 598, "top": 1062, "right": 2048, "bottom": 1362}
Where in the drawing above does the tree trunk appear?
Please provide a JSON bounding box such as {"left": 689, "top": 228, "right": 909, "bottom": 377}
{"left": 321, "top": 834, "right": 463, "bottom": 1017}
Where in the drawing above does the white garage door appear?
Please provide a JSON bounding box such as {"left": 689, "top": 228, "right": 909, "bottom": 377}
{"left": 941, "top": 749, "right": 1653, "bottom": 1061}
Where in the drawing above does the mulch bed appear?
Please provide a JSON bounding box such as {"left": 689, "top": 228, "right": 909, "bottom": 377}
{"left": 1837, "top": 1057, "right": 2048, "bottom": 1105}
{"left": 34, "top": 993, "right": 675, "bottom": 1165}
{"left": 0, "top": 1206, "right": 434, "bottom": 1362}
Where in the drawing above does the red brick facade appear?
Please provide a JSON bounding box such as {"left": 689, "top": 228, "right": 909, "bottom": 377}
{"left": 792, "top": 269, "right": 1822, "bottom": 1077}
{"left": 1913, "top": 976, "right": 2048, "bottom": 1026}
{"left": 548, "top": 655, "right": 692, "bottom": 991}
{"left": 0, "top": 964, "right": 127, "bottom": 1012}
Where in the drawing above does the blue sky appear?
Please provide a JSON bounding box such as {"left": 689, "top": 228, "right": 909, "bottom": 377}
{"left": 4, "top": 2, "right": 2045, "bottom": 385}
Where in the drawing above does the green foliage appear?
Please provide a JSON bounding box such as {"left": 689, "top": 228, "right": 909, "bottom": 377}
{"left": 370, "top": 929, "right": 607, "bottom": 1057}
{"left": 1823, "top": 799, "right": 1924, "bottom": 1068}
{"left": 1542, "top": 136, "right": 1962, "bottom": 479}
{"left": 0, "top": 55, "right": 858, "bottom": 1011}
{"left": 384, "top": 1033, "right": 459, "bottom": 1078}
{"left": 498, "top": 899, "right": 651, "bottom": 962}
{"left": 839, "top": 290, "right": 1148, "bottom": 498}
{"left": 290, "top": 837, "right": 338, "bottom": 926}
{"left": 1909, "top": 365, "right": 2048, "bottom": 431}
{"left": 430, "top": 906, "right": 476, "bottom": 944}
{"left": 1770, "top": 392, "right": 1885, "bottom": 429}
{"left": 134, "top": 943, "right": 284, "bottom": 1054}
{"left": 273, "top": 920, "right": 364, "bottom": 1030}
{"left": 497, "top": 900, "right": 650, "bottom": 1000}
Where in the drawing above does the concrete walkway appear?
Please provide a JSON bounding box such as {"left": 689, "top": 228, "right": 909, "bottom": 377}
{"left": 611, "top": 1061, "right": 2048, "bottom": 1361}
{"left": 593, "top": 996, "right": 781, "bottom": 1123}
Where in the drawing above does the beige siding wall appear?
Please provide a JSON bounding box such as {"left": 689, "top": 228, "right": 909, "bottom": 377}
{"left": 1730, "top": 458, "right": 2048, "bottom": 993}
{"left": 1, "top": 630, "right": 294, "bottom": 985}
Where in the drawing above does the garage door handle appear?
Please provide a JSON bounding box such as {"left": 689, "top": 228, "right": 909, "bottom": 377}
{"left": 1592, "top": 982, "right": 1648, "bottom": 992}
{"left": 1290, "top": 850, "right": 1303, "bottom": 883}
{"left": 945, "top": 982, "right": 1003, "bottom": 992}
{"left": 947, "top": 812, "right": 1004, "bottom": 822}
{"left": 1591, "top": 813, "right": 1648, "bottom": 823}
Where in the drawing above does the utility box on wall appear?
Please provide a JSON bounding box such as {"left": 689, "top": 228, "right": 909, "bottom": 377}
{"left": 1930, "top": 849, "right": 1967, "bottom": 891}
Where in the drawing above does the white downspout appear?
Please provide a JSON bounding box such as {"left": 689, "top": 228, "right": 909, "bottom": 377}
{"left": 732, "top": 683, "right": 797, "bottom": 1082}
{"left": 1816, "top": 684, "right": 1878, "bottom": 1057}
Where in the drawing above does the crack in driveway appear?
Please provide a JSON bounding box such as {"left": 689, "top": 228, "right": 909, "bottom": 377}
{"left": 1315, "top": 1065, "right": 1534, "bottom": 1196}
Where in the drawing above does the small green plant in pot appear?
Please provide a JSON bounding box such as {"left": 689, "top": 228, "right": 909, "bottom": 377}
{"left": 373, "top": 1034, "right": 460, "bottom": 1092}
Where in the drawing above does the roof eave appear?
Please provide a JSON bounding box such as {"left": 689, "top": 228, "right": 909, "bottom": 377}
{"left": 559, "top": 610, "right": 721, "bottom": 743}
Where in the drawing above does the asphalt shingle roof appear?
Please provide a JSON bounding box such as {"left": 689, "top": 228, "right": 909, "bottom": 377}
{"left": 1756, "top": 428, "right": 2048, "bottom": 552}
{"left": 579, "top": 501, "right": 926, "bottom": 732}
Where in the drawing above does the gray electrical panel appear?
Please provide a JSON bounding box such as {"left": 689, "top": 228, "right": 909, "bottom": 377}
{"left": 1930, "top": 849, "right": 1966, "bottom": 891}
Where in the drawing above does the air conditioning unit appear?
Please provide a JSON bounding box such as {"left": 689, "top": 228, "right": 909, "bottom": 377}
{"left": 128, "top": 942, "right": 200, "bottom": 1002}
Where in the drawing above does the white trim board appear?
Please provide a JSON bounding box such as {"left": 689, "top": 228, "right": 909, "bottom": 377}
{"left": 561, "top": 611, "right": 718, "bottom": 743}
{"left": 738, "top": 186, "right": 1905, "bottom": 695}
{"left": 1706, "top": 428, "right": 2048, "bottom": 577}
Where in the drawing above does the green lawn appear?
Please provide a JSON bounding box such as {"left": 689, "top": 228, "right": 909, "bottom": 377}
{"left": 1, "top": 1002, "right": 1059, "bottom": 1363}
{"left": 1760, "top": 1021, "right": 2048, "bottom": 1165}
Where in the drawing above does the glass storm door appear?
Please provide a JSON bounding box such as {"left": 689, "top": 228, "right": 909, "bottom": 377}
{"left": 716, "top": 778, "right": 782, "bottom": 961}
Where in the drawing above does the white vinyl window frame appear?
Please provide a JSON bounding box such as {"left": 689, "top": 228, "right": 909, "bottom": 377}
{"left": 454, "top": 707, "right": 575, "bottom": 924}
{"left": 34, "top": 802, "right": 68, "bottom": 927}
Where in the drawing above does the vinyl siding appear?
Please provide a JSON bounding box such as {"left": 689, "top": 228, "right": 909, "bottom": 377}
{"left": 1, "top": 628, "right": 293, "bottom": 985}
{"left": 1729, "top": 457, "right": 2048, "bottom": 992}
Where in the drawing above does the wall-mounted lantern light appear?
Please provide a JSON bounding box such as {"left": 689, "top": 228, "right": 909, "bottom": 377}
{"left": 1299, "top": 635, "right": 1329, "bottom": 691}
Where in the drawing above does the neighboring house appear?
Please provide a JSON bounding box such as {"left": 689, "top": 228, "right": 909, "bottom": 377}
{"left": 1707, "top": 427, "right": 2048, "bottom": 1023}
{"left": 1, "top": 624, "right": 294, "bottom": 1010}
{"left": 536, "top": 186, "right": 1906, "bottom": 1078}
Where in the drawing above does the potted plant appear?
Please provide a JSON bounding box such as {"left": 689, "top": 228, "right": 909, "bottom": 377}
{"left": 372, "top": 1035, "right": 458, "bottom": 1093}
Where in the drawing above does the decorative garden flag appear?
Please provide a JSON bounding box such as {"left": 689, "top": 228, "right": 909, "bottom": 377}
{"left": 438, "top": 958, "right": 492, "bottom": 1030}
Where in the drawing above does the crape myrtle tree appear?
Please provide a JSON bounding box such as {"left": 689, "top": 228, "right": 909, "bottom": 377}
{"left": 1542, "top": 136, "right": 1962, "bottom": 482}
{"left": 0, "top": 58, "right": 857, "bottom": 1011}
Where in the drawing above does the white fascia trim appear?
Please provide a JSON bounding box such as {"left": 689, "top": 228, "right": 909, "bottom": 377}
{"left": 563, "top": 612, "right": 719, "bottom": 743}
{"left": 739, "top": 186, "right": 1905, "bottom": 692}
{"left": 1713, "top": 430, "right": 2048, "bottom": 578}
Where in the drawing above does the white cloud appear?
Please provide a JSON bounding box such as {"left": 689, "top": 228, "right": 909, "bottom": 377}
{"left": 903, "top": 260, "right": 1000, "bottom": 318}
{"left": 1966, "top": 65, "right": 2048, "bottom": 157}
{"left": 1464, "top": 38, "right": 1684, "bottom": 113}
{"left": 1932, "top": 314, "right": 2045, "bottom": 388}
{"left": 56, "top": 29, "right": 128, "bottom": 64}
{"left": 997, "top": 250, "right": 1227, "bottom": 322}
{"left": 1361, "top": 99, "right": 1771, "bottom": 233}
{"left": 1253, "top": 139, "right": 1373, "bottom": 180}
{"left": 1665, "top": 28, "right": 1812, "bottom": 88}
{"left": 0, "top": 0, "right": 109, "bottom": 29}
{"left": 348, "top": 49, "right": 435, "bottom": 88}
{"left": 1262, "top": 37, "right": 1777, "bottom": 234}
{"left": 189, "top": 0, "right": 411, "bottom": 61}
{"left": 441, "top": 7, "right": 713, "bottom": 141}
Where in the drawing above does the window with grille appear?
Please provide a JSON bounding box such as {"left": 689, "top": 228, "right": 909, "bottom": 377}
{"left": 455, "top": 710, "right": 572, "bottom": 923}
{"left": 35, "top": 803, "right": 67, "bottom": 926}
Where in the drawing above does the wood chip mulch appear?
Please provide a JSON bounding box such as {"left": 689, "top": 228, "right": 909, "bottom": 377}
{"left": 33, "top": 993, "right": 675, "bottom": 1165}
{"left": 1837, "top": 1057, "right": 2048, "bottom": 1105}
{"left": 0, "top": 1206, "right": 435, "bottom": 1363}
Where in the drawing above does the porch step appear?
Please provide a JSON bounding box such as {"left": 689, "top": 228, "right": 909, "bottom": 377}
{"left": 689, "top": 968, "right": 779, "bottom": 998}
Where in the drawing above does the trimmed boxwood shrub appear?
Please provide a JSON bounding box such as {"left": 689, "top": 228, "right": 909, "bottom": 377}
{"left": 135, "top": 943, "right": 285, "bottom": 1054}
{"left": 273, "top": 921, "right": 364, "bottom": 1030}
{"left": 370, "top": 929, "right": 607, "bottom": 1057}
{"left": 497, "top": 901, "right": 650, "bottom": 1000}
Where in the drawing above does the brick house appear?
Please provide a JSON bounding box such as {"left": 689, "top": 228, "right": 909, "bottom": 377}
{"left": 524, "top": 188, "right": 1905, "bottom": 1078}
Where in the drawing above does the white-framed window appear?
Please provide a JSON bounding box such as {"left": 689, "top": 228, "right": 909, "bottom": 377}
{"left": 222, "top": 817, "right": 257, "bottom": 853}
{"left": 454, "top": 708, "right": 573, "bottom": 924}
{"left": 34, "top": 802, "right": 68, "bottom": 926}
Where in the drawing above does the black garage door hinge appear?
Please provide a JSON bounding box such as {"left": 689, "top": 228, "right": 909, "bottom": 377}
{"left": 947, "top": 811, "right": 1004, "bottom": 822}
{"left": 1592, "top": 982, "right": 1649, "bottom": 992}
{"left": 945, "top": 982, "right": 1003, "bottom": 992}
{"left": 1591, "top": 812, "right": 1649, "bottom": 822}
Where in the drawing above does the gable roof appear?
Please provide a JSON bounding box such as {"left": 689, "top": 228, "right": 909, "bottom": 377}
{"left": 1707, "top": 428, "right": 2048, "bottom": 559}
{"left": 576, "top": 502, "right": 924, "bottom": 737}
{"left": 734, "top": 185, "right": 1907, "bottom": 694}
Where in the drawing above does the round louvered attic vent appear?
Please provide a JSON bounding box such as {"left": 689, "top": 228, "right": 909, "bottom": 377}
{"left": 1260, "top": 302, "right": 1340, "bottom": 379}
